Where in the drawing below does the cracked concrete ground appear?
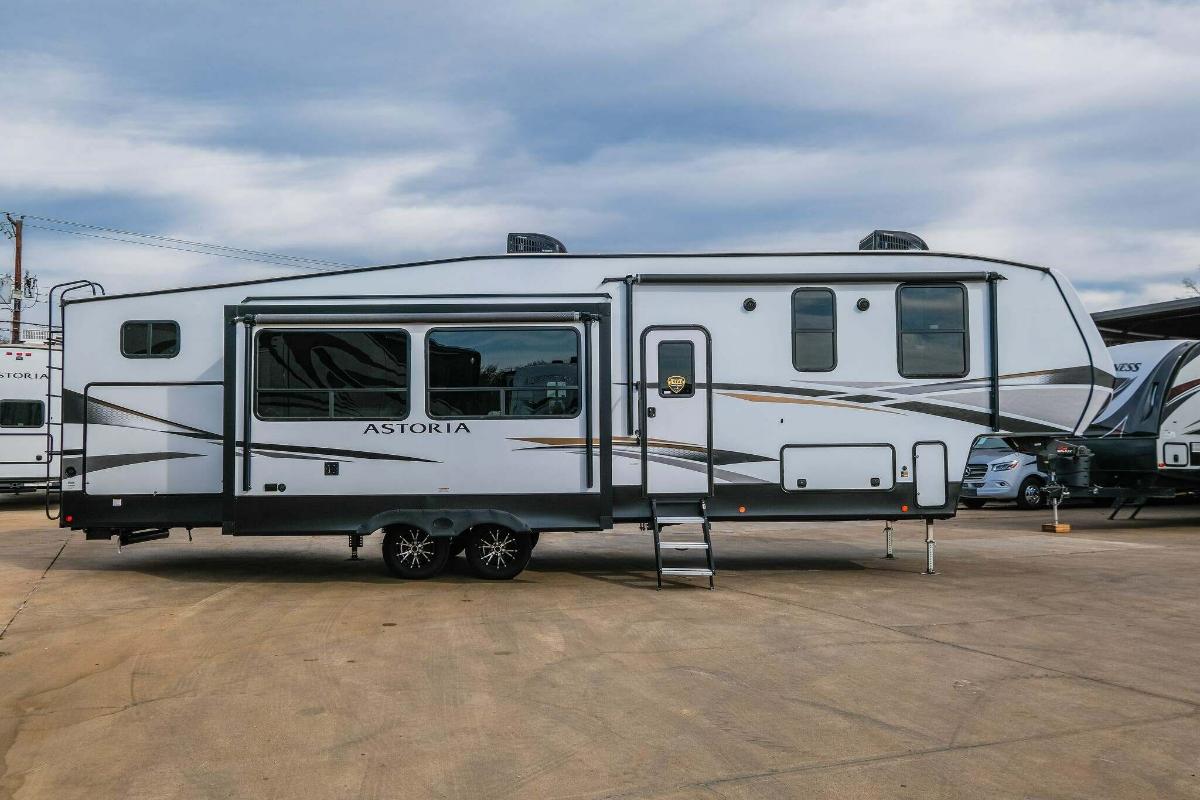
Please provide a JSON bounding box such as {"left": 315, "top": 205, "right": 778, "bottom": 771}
{"left": 1, "top": 495, "right": 1199, "bottom": 799}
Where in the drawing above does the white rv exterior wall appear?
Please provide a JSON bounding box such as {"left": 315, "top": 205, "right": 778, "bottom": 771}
{"left": 58, "top": 253, "right": 1112, "bottom": 521}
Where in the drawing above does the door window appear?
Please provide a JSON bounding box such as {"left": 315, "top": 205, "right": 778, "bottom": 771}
{"left": 657, "top": 341, "right": 695, "bottom": 397}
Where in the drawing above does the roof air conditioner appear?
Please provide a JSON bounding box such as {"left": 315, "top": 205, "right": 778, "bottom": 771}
{"left": 858, "top": 230, "right": 928, "bottom": 251}
{"left": 507, "top": 233, "right": 567, "bottom": 254}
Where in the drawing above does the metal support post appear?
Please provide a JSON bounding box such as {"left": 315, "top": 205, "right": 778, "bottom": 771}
{"left": 348, "top": 534, "right": 363, "bottom": 561}
{"left": 883, "top": 520, "right": 894, "bottom": 559}
{"left": 923, "top": 518, "right": 936, "bottom": 575}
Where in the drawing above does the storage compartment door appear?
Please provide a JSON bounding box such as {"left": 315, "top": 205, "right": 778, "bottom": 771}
{"left": 85, "top": 384, "right": 223, "bottom": 496}
{"left": 782, "top": 445, "right": 894, "bottom": 491}
{"left": 914, "top": 442, "right": 948, "bottom": 508}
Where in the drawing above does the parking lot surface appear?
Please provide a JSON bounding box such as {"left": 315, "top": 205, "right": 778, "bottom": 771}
{"left": 1, "top": 497, "right": 1199, "bottom": 799}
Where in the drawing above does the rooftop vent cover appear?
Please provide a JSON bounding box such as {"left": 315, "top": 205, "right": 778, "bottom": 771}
{"left": 507, "top": 232, "right": 567, "bottom": 254}
{"left": 858, "top": 230, "right": 928, "bottom": 251}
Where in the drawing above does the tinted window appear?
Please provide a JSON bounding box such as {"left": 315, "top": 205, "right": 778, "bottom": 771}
{"left": 427, "top": 328, "right": 579, "bottom": 418}
{"left": 0, "top": 400, "right": 44, "bottom": 428}
{"left": 121, "top": 321, "right": 179, "bottom": 358}
{"left": 792, "top": 289, "right": 836, "bottom": 371}
{"left": 256, "top": 330, "right": 409, "bottom": 420}
{"left": 898, "top": 286, "right": 967, "bottom": 377}
{"left": 658, "top": 341, "right": 695, "bottom": 397}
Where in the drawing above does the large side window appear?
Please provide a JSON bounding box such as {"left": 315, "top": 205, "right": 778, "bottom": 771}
{"left": 792, "top": 288, "right": 836, "bottom": 371}
{"left": 256, "top": 330, "right": 409, "bottom": 420}
{"left": 427, "top": 328, "right": 580, "bottom": 418}
{"left": 0, "top": 400, "right": 44, "bottom": 428}
{"left": 121, "top": 321, "right": 180, "bottom": 358}
{"left": 898, "top": 285, "right": 968, "bottom": 377}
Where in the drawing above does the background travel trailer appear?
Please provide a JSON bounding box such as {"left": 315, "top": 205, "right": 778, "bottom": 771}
{"left": 0, "top": 335, "right": 56, "bottom": 493}
{"left": 1074, "top": 340, "right": 1200, "bottom": 497}
{"left": 55, "top": 249, "right": 1113, "bottom": 579}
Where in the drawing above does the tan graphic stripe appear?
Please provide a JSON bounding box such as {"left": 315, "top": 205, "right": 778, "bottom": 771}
{"left": 719, "top": 391, "right": 904, "bottom": 414}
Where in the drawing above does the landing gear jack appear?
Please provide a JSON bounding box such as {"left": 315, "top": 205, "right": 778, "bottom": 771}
{"left": 882, "top": 520, "right": 895, "bottom": 559}
{"left": 348, "top": 534, "right": 364, "bottom": 561}
{"left": 923, "top": 518, "right": 937, "bottom": 575}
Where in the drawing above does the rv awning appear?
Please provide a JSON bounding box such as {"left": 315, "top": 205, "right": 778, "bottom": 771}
{"left": 245, "top": 311, "right": 588, "bottom": 325}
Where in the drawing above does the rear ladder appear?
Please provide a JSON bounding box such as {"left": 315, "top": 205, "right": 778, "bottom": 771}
{"left": 651, "top": 497, "right": 715, "bottom": 590}
{"left": 44, "top": 280, "right": 104, "bottom": 520}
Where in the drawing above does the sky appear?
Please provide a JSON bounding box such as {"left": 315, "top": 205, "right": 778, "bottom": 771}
{"left": 1, "top": 0, "right": 1198, "bottom": 312}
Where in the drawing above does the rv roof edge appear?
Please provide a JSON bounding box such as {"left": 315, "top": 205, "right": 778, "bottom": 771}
{"left": 634, "top": 271, "right": 1000, "bottom": 285}
{"left": 63, "top": 250, "right": 1054, "bottom": 305}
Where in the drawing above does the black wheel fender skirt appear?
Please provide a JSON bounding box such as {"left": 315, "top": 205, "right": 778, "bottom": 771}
{"left": 359, "top": 508, "right": 532, "bottom": 539}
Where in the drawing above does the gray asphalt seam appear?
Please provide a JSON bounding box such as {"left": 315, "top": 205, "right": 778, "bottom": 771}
{"left": 0, "top": 534, "right": 70, "bottom": 641}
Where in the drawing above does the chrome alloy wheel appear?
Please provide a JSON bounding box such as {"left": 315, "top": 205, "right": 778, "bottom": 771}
{"left": 393, "top": 528, "right": 437, "bottom": 569}
{"left": 382, "top": 525, "right": 450, "bottom": 579}
{"left": 465, "top": 524, "right": 533, "bottom": 580}
{"left": 476, "top": 526, "right": 519, "bottom": 570}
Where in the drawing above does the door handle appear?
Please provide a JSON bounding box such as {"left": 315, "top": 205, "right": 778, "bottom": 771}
{"left": 647, "top": 406, "right": 657, "bottom": 418}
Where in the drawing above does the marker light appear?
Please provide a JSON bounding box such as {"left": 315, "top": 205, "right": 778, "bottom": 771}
{"left": 738, "top": 505, "right": 746, "bottom": 513}
{"left": 901, "top": 505, "right": 909, "bottom": 512}
{"left": 64, "top": 515, "right": 73, "bottom": 523}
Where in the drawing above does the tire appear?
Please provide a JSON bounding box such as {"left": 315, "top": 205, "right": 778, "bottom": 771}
{"left": 465, "top": 525, "right": 532, "bottom": 580}
{"left": 961, "top": 498, "right": 987, "bottom": 509}
{"left": 1015, "top": 477, "right": 1045, "bottom": 510}
{"left": 529, "top": 531, "right": 541, "bottom": 549}
{"left": 449, "top": 536, "right": 468, "bottom": 557}
{"left": 382, "top": 525, "right": 450, "bottom": 579}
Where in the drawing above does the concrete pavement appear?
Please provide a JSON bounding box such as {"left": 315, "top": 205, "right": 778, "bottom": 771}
{"left": 1, "top": 499, "right": 1198, "bottom": 798}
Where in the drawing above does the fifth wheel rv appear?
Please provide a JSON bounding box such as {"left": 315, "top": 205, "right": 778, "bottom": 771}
{"left": 55, "top": 243, "right": 1114, "bottom": 584}
{"left": 0, "top": 337, "right": 55, "bottom": 493}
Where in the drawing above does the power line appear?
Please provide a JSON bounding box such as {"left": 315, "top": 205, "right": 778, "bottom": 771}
{"left": 4, "top": 211, "right": 364, "bottom": 272}
{"left": 22, "top": 224, "right": 337, "bottom": 271}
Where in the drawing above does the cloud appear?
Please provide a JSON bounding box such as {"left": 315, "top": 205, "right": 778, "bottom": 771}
{"left": 0, "top": 0, "right": 1197, "bottom": 311}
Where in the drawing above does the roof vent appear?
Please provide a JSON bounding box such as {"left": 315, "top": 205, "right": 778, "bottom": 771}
{"left": 507, "top": 232, "right": 567, "bottom": 254}
{"left": 858, "top": 230, "right": 928, "bottom": 251}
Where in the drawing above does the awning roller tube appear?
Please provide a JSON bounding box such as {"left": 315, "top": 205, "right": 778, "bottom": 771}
{"left": 250, "top": 311, "right": 584, "bottom": 325}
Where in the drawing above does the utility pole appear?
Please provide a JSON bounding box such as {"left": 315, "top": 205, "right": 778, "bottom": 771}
{"left": 5, "top": 213, "right": 22, "bottom": 343}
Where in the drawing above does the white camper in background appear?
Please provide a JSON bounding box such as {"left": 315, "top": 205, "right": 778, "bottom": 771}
{"left": 55, "top": 242, "right": 1113, "bottom": 584}
{"left": 0, "top": 338, "right": 55, "bottom": 493}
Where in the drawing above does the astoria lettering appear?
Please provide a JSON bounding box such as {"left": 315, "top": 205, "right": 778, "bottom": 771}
{"left": 362, "top": 422, "right": 471, "bottom": 435}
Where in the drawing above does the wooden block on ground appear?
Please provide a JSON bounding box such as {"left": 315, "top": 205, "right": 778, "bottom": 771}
{"left": 1042, "top": 523, "right": 1071, "bottom": 534}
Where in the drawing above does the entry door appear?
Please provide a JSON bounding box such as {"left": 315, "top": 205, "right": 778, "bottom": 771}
{"left": 641, "top": 327, "right": 711, "bottom": 495}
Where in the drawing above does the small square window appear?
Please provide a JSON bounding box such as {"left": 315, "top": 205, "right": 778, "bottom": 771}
{"left": 121, "top": 321, "right": 179, "bottom": 358}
